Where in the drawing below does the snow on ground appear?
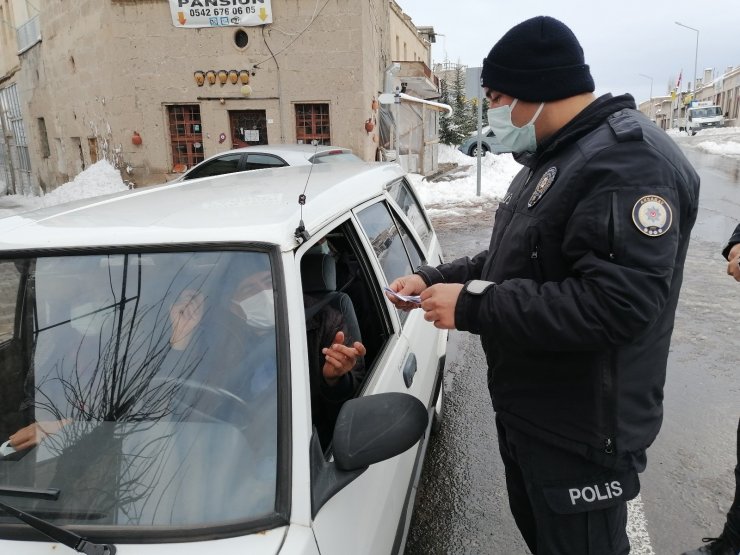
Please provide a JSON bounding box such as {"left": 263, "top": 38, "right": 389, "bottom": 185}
{"left": 406, "top": 144, "right": 522, "bottom": 216}
{"left": 0, "top": 126, "right": 739, "bottom": 220}
{"left": 0, "top": 160, "right": 129, "bottom": 218}
{"left": 675, "top": 126, "right": 740, "bottom": 157}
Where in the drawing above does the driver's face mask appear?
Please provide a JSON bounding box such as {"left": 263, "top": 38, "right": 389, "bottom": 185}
{"left": 234, "top": 289, "right": 275, "bottom": 329}
{"left": 487, "top": 98, "right": 545, "bottom": 153}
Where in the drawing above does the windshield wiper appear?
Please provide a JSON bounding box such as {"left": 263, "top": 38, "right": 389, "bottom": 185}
{"left": 0, "top": 499, "right": 115, "bottom": 554}
{"left": 0, "top": 486, "right": 59, "bottom": 500}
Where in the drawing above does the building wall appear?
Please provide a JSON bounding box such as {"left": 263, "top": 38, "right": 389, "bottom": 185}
{"left": 389, "top": 1, "right": 429, "bottom": 65}
{"left": 19, "top": 0, "right": 392, "bottom": 188}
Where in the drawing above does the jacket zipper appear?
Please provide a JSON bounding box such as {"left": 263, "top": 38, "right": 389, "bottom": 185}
{"left": 607, "top": 192, "right": 619, "bottom": 261}
{"left": 528, "top": 228, "right": 544, "bottom": 282}
{"left": 602, "top": 351, "right": 617, "bottom": 455}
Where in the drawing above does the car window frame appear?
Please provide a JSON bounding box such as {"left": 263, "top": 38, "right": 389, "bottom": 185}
{"left": 0, "top": 242, "right": 292, "bottom": 544}
{"left": 296, "top": 213, "right": 397, "bottom": 388}
{"left": 183, "top": 152, "right": 245, "bottom": 180}
{"left": 353, "top": 198, "right": 428, "bottom": 328}
{"left": 385, "top": 177, "right": 434, "bottom": 251}
{"left": 244, "top": 153, "right": 289, "bottom": 171}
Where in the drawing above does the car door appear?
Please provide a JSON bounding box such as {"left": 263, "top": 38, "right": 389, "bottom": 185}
{"left": 305, "top": 211, "right": 420, "bottom": 555}
{"left": 384, "top": 181, "right": 446, "bottom": 406}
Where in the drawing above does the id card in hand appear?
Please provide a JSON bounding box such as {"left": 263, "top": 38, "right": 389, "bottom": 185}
{"left": 383, "top": 286, "right": 421, "bottom": 305}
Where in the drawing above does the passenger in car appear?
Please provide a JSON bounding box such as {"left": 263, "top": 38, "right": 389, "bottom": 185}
{"left": 302, "top": 250, "right": 367, "bottom": 449}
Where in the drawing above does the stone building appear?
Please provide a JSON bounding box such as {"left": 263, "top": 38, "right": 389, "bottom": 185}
{"left": 638, "top": 66, "right": 740, "bottom": 130}
{"left": 0, "top": 0, "right": 440, "bottom": 192}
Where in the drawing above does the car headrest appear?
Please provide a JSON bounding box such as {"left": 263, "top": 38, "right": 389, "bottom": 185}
{"left": 301, "top": 253, "right": 337, "bottom": 293}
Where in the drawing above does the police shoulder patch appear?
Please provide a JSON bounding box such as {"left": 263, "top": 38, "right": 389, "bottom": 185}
{"left": 528, "top": 166, "right": 558, "bottom": 208}
{"left": 632, "top": 195, "right": 673, "bottom": 237}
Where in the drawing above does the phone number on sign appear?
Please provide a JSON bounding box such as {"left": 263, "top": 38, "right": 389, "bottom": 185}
{"left": 189, "top": 6, "right": 254, "bottom": 16}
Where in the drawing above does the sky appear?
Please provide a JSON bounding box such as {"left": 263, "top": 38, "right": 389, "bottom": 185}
{"left": 2, "top": 128, "right": 740, "bottom": 219}
{"left": 397, "top": 0, "right": 740, "bottom": 107}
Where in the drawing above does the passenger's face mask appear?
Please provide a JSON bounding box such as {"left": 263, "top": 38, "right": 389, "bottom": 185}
{"left": 234, "top": 289, "right": 275, "bottom": 329}
{"left": 69, "top": 302, "right": 109, "bottom": 336}
{"left": 487, "top": 99, "right": 545, "bottom": 153}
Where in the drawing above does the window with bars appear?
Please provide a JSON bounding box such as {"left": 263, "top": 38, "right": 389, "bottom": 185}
{"left": 295, "top": 104, "right": 331, "bottom": 145}
{"left": 167, "top": 104, "right": 204, "bottom": 171}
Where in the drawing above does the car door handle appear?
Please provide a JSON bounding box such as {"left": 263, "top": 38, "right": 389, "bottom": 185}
{"left": 402, "top": 352, "right": 417, "bottom": 388}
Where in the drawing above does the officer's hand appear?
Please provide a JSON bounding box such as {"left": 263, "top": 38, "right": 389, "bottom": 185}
{"left": 727, "top": 244, "right": 740, "bottom": 282}
{"left": 387, "top": 274, "right": 427, "bottom": 311}
{"left": 420, "top": 283, "right": 464, "bottom": 329}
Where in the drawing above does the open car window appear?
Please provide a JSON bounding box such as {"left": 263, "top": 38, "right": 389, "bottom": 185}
{"left": 298, "top": 221, "right": 394, "bottom": 453}
{"left": 0, "top": 251, "right": 286, "bottom": 538}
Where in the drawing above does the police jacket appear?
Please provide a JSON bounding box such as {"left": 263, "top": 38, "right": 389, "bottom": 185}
{"left": 417, "top": 94, "right": 700, "bottom": 471}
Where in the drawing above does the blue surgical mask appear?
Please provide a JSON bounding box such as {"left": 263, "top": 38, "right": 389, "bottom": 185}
{"left": 487, "top": 99, "right": 545, "bottom": 153}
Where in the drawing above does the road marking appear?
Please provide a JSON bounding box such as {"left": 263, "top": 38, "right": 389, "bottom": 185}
{"left": 627, "top": 494, "right": 655, "bottom": 554}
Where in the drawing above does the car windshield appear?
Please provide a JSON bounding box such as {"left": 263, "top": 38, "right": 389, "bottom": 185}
{"left": 691, "top": 107, "right": 722, "bottom": 118}
{"left": 0, "top": 251, "right": 281, "bottom": 534}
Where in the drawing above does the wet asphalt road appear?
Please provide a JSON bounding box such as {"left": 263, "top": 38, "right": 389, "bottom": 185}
{"left": 405, "top": 142, "right": 740, "bottom": 555}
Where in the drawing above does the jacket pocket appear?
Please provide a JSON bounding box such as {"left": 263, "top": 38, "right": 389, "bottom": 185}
{"left": 542, "top": 468, "right": 639, "bottom": 515}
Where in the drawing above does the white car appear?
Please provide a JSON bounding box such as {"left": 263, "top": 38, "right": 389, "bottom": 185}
{"left": 0, "top": 162, "right": 447, "bottom": 555}
{"left": 172, "top": 144, "right": 362, "bottom": 182}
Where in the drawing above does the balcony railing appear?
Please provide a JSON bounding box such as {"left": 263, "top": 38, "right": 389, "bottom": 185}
{"left": 16, "top": 15, "right": 41, "bottom": 54}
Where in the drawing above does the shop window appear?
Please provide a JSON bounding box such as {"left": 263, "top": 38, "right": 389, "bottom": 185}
{"left": 295, "top": 104, "right": 330, "bottom": 146}
{"left": 167, "top": 105, "right": 204, "bottom": 171}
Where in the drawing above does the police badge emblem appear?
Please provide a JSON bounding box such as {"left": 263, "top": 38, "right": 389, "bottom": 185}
{"left": 528, "top": 167, "right": 558, "bottom": 208}
{"left": 632, "top": 195, "right": 673, "bottom": 236}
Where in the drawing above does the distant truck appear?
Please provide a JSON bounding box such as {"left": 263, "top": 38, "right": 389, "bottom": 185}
{"left": 680, "top": 100, "right": 725, "bottom": 135}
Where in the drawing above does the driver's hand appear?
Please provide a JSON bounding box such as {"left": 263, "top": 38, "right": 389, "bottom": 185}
{"left": 9, "top": 420, "right": 70, "bottom": 451}
{"left": 170, "top": 289, "right": 205, "bottom": 349}
{"left": 322, "top": 331, "right": 366, "bottom": 385}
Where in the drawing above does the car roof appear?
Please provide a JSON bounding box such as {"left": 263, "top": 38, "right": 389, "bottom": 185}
{"left": 0, "top": 162, "right": 406, "bottom": 253}
{"left": 200, "top": 144, "right": 352, "bottom": 164}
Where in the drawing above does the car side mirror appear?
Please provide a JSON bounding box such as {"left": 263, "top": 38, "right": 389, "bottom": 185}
{"left": 310, "top": 392, "right": 428, "bottom": 516}
{"left": 333, "top": 392, "right": 428, "bottom": 470}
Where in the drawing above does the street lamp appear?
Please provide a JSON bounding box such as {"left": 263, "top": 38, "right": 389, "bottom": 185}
{"left": 639, "top": 73, "right": 654, "bottom": 121}
{"left": 675, "top": 21, "right": 699, "bottom": 95}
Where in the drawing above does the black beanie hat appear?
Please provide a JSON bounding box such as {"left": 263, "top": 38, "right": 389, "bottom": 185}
{"left": 480, "top": 16, "right": 595, "bottom": 102}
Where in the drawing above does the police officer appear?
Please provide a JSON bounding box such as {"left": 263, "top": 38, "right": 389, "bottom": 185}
{"left": 388, "top": 16, "right": 700, "bottom": 555}
{"left": 680, "top": 227, "right": 740, "bottom": 555}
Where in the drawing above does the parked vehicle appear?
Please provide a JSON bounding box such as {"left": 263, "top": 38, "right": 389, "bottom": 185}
{"left": 680, "top": 100, "right": 725, "bottom": 135}
{"left": 0, "top": 162, "right": 447, "bottom": 555}
{"left": 457, "top": 126, "right": 512, "bottom": 157}
{"left": 172, "top": 144, "right": 362, "bottom": 182}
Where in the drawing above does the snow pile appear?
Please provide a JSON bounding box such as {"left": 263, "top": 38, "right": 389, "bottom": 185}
{"left": 0, "top": 161, "right": 129, "bottom": 218}
{"left": 38, "top": 160, "right": 129, "bottom": 207}
{"left": 408, "top": 144, "right": 522, "bottom": 212}
{"left": 673, "top": 126, "right": 740, "bottom": 158}
{"left": 695, "top": 140, "right": 740, "bottom": 156}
